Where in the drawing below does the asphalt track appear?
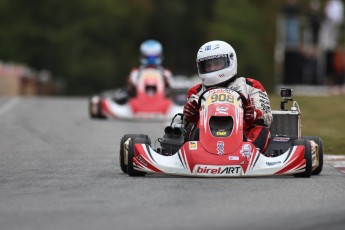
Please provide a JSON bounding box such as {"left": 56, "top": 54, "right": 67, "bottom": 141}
{"left": 0, "top": 97, "right": 344, "bottom": 230}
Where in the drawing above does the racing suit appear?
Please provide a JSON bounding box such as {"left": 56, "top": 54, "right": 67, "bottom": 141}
{"left": 185, "top": 76, "right": 273, "bottom": 152}
{"left": 127, "top": 65, "right": 173, "bottom": 97}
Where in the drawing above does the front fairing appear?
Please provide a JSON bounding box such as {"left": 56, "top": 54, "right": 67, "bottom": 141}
{"left": 198, "top": 89, "right": 244, "bottom": 154}
{"left": 132, "top": 140, "right": 306, "bottom": 177}
{"left": 129, "top": 69, "right": 172, "bottom": 115}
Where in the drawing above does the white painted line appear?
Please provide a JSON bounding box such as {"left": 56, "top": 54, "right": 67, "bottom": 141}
{"left": 324, "top": 155, "right": 345, "bottom": 160}
{"left": 324, "top": 155, "right": 345, "bottom": 174}
{"left": 0, "top": 97, "right": 20, "bottom": 117}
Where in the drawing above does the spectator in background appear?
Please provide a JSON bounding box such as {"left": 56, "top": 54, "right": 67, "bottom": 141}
{"left": 308, "top": 0, "right": 322, "bottom": 46}
{"left": 320, "top": 0, "right": 344, "bottom": 50}
{"left": 302, "top": 0, "right": 322, "bottom": 85}
{"left": 320, "top": 0, "right": 344, "bottom": 93}
{"left": 329, "top": 47, "right": 345, "bottom": 94}
{"left": 282, "top": 0, "right": 301, "bottom": 49}
{"left": 281, "top": 0, "right": 303, "bottom": 84}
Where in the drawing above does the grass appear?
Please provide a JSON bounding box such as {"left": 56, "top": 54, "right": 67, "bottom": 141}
{"left": 268, "top": 94, "right": 345, "bottom": 155}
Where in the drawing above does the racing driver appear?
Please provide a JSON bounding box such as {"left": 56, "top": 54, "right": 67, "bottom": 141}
{"left": 183, "top": 40, "right": 273, "bottom": 153}
{"left": 126, "top": 39, "right": 173, "bottom": 97}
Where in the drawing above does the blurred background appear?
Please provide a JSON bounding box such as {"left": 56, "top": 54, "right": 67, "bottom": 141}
{"left": 0, "top": 0, "right": 344, "bottom": 96}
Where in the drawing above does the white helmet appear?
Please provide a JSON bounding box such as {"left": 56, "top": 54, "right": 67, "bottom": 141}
{"left": 140, "top": 40, "right": 163, "bottom": 66}
{"left": 196, "top": 40, "right": 237, "bottom": 87}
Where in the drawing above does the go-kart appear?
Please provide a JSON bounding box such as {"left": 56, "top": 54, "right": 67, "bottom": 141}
{"left": 89, "top": 68, "right": 183, "bottom": 121}
{"left": 119, "top": 87, "right": 323, "bottom": 177}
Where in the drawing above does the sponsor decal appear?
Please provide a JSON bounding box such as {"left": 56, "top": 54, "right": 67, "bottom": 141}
{"left": 209, "top": 88, "right": 233, "bottom": 94}
{"left": 216, "top": 107, "right": 229, "bottom": 112}
{"left": 229, "top": 86, "right": 240, "bottom": 91}
{"left": 215, "top": 111, "right": 228, "bottom": 115}
{"left": 216, "top": 131, "right": 227, "bottom": 136}
{"left": 193, "top": 165, "right": 242, "bottom": 175}
{"left": 266, "top": 161, "right": 282, "bottom": 166}
{"left": 136, "top": 155, "right": 148, "bottom": 167}
{"left": 240, "top": 144, "right": 252, "bottom": 160}
{"left": 273, "top": 137, "right": 290, "bottom": 142}
{"left": 215, "top": 106, "right": 230, "bottom": 115}
{"left": 229, "top": 156, "right": 239, "bottom": 161}
{"left": 205, "top": 45, "right": 211, "bottom": 51}
{"left": 189, "top": 141, "right": 197, "bottom": 150}
{"left": 198, "top": 54, "right": 227, "bottom": 62}
{"left": 217, "top": 141, "right": 225, "bottom": 155}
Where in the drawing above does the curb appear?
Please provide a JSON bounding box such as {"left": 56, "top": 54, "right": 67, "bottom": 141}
{"left": 324, "top": 155, "right": 345, "bottom": 174}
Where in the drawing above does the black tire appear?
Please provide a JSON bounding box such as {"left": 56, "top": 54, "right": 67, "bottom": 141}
{"left": 96, "top": 97, "right": 107, "bottom": 119}
{"left": 127, "top": 136, "right": 151, "bottom": 177}
{"left": 303, "top": 136, "right": 323, "bottom": 175}
{"left": 88, "top": 96, "right": 107, "bottom": 119}
{"left": 293, "top": 139, "right": 312, "bottom": 178}
{"left": 88, "top": 97, "right": 97, "bottom": 118}
{"left": 119, "top": 134, "right": 150, "bottom": 175}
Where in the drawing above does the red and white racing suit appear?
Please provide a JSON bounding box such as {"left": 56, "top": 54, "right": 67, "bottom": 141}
{"left": 186, "top": 76, "right": 273, "bottom": 152}
{"left": 127, "top": 65, "right": 173, "bottom": 96}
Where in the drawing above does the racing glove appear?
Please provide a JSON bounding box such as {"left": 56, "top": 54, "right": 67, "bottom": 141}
{"left": 183, "top": 100, "right": 199, "bottom": 123}
{"left": 244, "top": 105, "right": 262, "bottom": 124}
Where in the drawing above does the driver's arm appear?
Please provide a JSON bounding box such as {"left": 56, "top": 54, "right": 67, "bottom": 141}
{"left": 246, "top": 78, "right": 273, "bottom": 127}
{"left": 183, "top": 84, "right": 203, "bottom": 123}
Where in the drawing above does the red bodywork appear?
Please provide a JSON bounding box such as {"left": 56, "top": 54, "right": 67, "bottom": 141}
{"left": 129, "top": 69, "right": 171, "bottom": 115}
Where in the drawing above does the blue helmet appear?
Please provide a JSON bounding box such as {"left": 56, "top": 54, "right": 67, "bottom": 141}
{"left": 140, "top": 40, "right": 163, "bottom": 66}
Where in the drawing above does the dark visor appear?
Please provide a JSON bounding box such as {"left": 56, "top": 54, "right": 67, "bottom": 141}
{"left": 197, "top": 56, "right": 229, "bottom": 74}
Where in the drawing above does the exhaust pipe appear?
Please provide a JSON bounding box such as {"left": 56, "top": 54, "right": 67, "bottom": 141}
{"left": 164, "top": 126, "right": 173, "bottom": 135}
{"left": 164, "top": 126, "right": 182, "bottom": 137}
{"left": 173, "top": 127, "right": 182, "bottom": 137}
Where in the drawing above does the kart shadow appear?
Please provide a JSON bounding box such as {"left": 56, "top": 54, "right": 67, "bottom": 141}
{"left": 117, "top": 172, "right": 300, "bottom": 179}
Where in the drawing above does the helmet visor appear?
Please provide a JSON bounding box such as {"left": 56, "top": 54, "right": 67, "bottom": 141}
{"left": 142, "top": 55, "right": 161, "bottom": 65}
{"left": 197, "top": 55, "right": 229, "bottom": 74}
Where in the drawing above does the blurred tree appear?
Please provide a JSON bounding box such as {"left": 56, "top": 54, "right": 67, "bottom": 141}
{"left": 145, "top": 0, "right": 215, "bottom": 76}
{"left": 0, "top": 0, "right": 297, "bottom": 95}
{"left": 0, "top": 0, "right": 153, "bottom": 94}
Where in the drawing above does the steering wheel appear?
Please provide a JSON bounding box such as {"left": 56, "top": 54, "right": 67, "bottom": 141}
{"left": 196, "top": 87, "right": 248, "bottom": 109}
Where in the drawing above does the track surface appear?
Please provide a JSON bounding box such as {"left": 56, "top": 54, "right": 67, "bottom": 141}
{"left": 0, "top": 97, "right": 344, "bottom": 230}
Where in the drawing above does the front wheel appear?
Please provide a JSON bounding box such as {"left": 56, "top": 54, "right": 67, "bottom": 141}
{"left": 119, "top": 134, "right": 150, "bottom": 174}
{"left": 293, "top": 139, "right": 312, "bottom": 178}
{"left": 127, "top": 137, "right": 151, "bottom": 177}
{"left": 119, "top": 134, "right": 150, "bottom": 175}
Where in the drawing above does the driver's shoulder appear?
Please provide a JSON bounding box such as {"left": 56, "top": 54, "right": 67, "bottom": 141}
{"left": 230, "top": 76, "right": 247, "bottom": 87}
{"left": 233, "top": 77, "right": 265, "bottom": 91}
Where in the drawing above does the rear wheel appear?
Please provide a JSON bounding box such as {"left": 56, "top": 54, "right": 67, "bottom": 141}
{"left": 293, "top": 139, "right": 312, "bottom": 178}
{"left": 88, "top": 97, "right": 98, "bottom": 118}
{"left": 127, "top": 137, "right": 151, "bottom": 177}
{"left": 119, "top": 134, "right": 150, "bottom": 175}
{"left": 303, "top": 136, "right": 323, "bottom": 175}
{"left": 96, "top": 98, "right": 107, "bottom": 119}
